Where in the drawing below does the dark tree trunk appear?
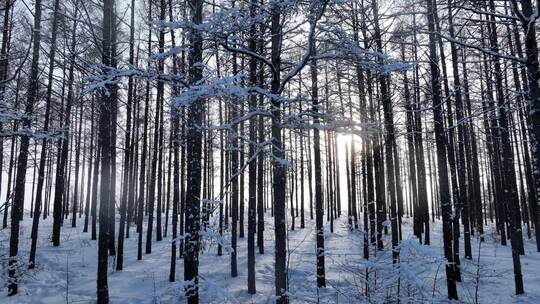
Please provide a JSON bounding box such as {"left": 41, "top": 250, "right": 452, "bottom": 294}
{"left": 247, "top": 0, "right": 258, "bottom": 293}
{"left": 91, "top": 133, "right": 101, "bottom": 241}
{"left": 84, "top": 102, "right": 95, "bottom": 233}
{"left": 52, "top": 0, "right": 78, "bottom": 247}
{"left": 28, "top": 0, "right": 60, "bottom": 267}
{"left": 256, "top": 51, "right": 265, "bottom": 254}
{"left": 97, "top": 0, "right": 116, "bottom": 301}
{"left": 8, "top": 0, "right": 42, "bottom": 295}
{"left": 72, "top": 98, "right": 83, "bottom": 228}
{"left": 426, "top": 0, "right": 458, "bottom": 299}
{"left": 512, "top": 0, "right": 540, "bottom": 253}
{"left": 0, "top": 0, "right": 11, "bottom": 226}
{"left": 270, "top": 3, "right": 288, "bottom": 302}
{"left": 447, "top": 0, "right": 472, "bottom": 259}
{"left": 116, "top": 0, "right": 136, "bottom": 271}
{"left": 372, "top": 0, "right": 400, "bottom": 263}
{"left": 230, "top": 45, "right": 239, "bottom": 279}
{"left": 146, "top": 0, "right": 164, "bottom": 253}
{"left": 138, "top": 0, "right": 152, "bottom": 260}
{"left": 184, "top": 0, "right": 204, "bottom": 302}
{"left": 310, "top": 33, "right": 325, "bottom": 289}
{"left": 487, "top": 0, "right": 524, "bottom": 293}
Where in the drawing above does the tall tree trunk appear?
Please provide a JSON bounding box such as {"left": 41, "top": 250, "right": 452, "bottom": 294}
{"left": 270, "top": 3, "right": 288, "bottom": 302}
{"left": 97, "top": 0, "right": 116, "bottom": 301}
{"left": 487, "top": 0, "right": 524, "bottom": 293}
{"left": 72, "top": 95, "right": 83, "bottom": 227}
{"left": 116, "top": 0, "right": 136, "bottom": 270}
{"left": 247, "top": 0, "right": 258, "bottom": 293}
{"left": 28, "top": 0, "right": 60, "bottom": 267}
{"left": 184, "top": 0, "right": 204, "bottom": 302}
{"left": 0, "top": 0, "right": 12, "bottom": 229}
{"left": 310, "top": 29, "right": 325, "bottom": 289}
{"left": 426, "top": 0, "right": 458, "bottom": 299}
{"left": 256, "top": 48, "right": 265, "bottom": 254}
{"left": 84, "top": 102, "right": 95, "bottom": 233}
{"left": 91, "top": 129, "right": 100, "bottom": 241}
{"left": 155, "top": 0, "right": 167, "bottom": 244}
{"left": 8, "top": 0, "right": 42, "bottom": 295}
{"left": 0, "top": 0, "right": 11, "bottom": 208}
{"left": 372, "top": 0, "right": 399, "bottom": 263}
{"left": 230, "top": 36, "right": 239, "bottom": 278}
{"left": 512, "top": 0, "right": 540, "bottom": 253}
{"left": 146, "top": 0, "right": 165, "bottom": 253}
{"left": 447, "top": 0, "right": 472, "bottom": 259}
{"left": 137, "top": 0, "right": 152, "bottom": 260}
{"left": 52, "top": 0, "right": 78, "bottom": 247}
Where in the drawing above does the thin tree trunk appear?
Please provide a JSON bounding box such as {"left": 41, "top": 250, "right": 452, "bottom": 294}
{"left": 426, "top": 0, "right": 458, "bottom": 299}
{"left": 8, "top": 0, "right": 42, "bottom": 295}
{"left": 247, "top": 0, "right": 258, "bottom": 293}
{"left": 487, "top": 0, "right": 524, "bottom": 292}
{"left": 72, "top": 94, "right": 83, "bottom": 227}
{"left": 84, "top": 102, "right": 95, "bottom": 233}
{"left": 52, "top": 1, "right": 78, "bottom": 247}
{"left": 310, "top": 31, "right": 325, "bottom": 289}
{"left": 116, "top": 0, "right": 136, "bottom": 270}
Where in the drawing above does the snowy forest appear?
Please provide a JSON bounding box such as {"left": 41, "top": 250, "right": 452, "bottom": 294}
{"left": 1, "top": 0, "right": 540, "bottom": 302}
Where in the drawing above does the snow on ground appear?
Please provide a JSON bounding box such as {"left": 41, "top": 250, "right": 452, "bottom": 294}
{"left": 1, "top": 209, "right": 540, "bottom": 303}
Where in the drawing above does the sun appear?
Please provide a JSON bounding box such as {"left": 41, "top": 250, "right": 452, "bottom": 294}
{"left": 335, "top": 133, "right": 363, "bottom": 151}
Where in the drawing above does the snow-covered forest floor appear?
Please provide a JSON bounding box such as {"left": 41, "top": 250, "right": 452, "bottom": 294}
{"left": 1, "top": 210, "right": 539, "bottom": 303}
